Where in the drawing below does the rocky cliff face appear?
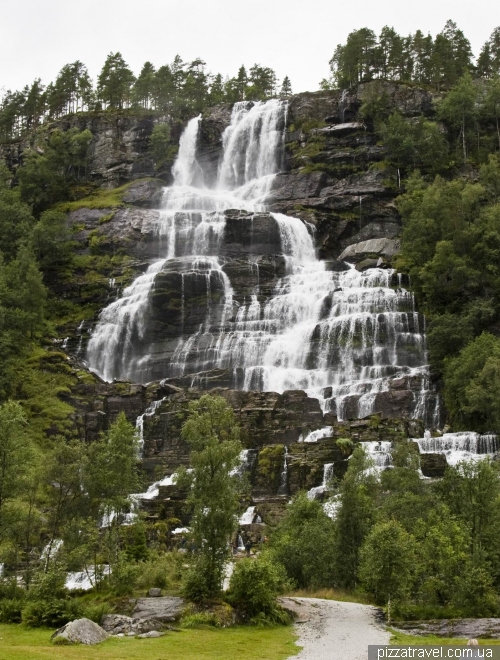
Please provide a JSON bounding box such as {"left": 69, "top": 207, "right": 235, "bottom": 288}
{"left": 0, "top": 112, "right": 179, "bottom": 188}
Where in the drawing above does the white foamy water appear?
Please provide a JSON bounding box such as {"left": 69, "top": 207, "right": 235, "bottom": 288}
{"left": 87, "top": 98, "right": 438, "bottom": 425}
{"left": 307, "top": 463, "right": 334, "bottom": 499}
{"left": 301, "top": 427, "right": 334, "bottom": 443}
{"left": 415, "top": 431, "right": 499, "bottom": 467}
{"left": 363, "top": 441, "right": 393, "bottom": 473}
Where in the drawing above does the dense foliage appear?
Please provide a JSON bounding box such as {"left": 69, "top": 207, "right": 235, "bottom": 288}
{"left": 271, "top": 445, "right": 500, "bottom": 618}
{"left": 0, "top": 53, "right": 292, "bottom": 142}
{"left": 324, "top": 22, "right": 499, "bottom": 89}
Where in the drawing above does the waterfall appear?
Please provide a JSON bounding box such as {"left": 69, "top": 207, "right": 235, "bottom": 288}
{"left": 364, "top": 441, "right": 393, "bottom": 472}
{"left": 415, "top": 432, "right": 499, "bottom": 467}
{"left": 300, "top": 427, "right": 333, "bottom": 443}
{"left": 307, "top": 463, "right": 334, "bottom": 500}
{"left": 87, "top": 98, "right": 438, "bottom": 426}
{"left": 239, "top": 505, "right": 256, "bottom": 525}
{"left": 277, "top": 446, "right": 289, "bottom": 495}
{"left": 135, "top": 397, "right": 167, "bottom": 456}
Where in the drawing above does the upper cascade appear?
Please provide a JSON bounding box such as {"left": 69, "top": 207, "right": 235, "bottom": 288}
{"left": 86, "top": 99, "right": 440, "bottom": 427}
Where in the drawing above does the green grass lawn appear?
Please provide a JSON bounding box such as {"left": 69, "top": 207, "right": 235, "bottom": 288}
{"left": 0, "top": 624, "right": 299, "bottom": 660}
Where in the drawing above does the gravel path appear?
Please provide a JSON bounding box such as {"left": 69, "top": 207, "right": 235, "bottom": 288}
{"left": 282, "top": 597, "right": 390, "bottom": 660}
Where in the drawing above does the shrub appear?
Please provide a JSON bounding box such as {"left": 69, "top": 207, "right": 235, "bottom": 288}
{"left": 135, "top": 551, "right": 183, "bottom": 592}
{"left": 0, "top": 598, "right": 23, "bottom": 623}
{"left": 183, "top": 558, "right": 216, "bottom": 604}
{"left": 182, "top": 612, "right": 222, "bottom": 628}
{"left": 81, "top": 601, "right": 113, "bottom": 625}
{"left": 22, "top": 599, "right": 69, "bottom": 628}
{"left": 226, "top": 557, "right": 291, "bottom": 625}
{"left": 108, "top": 554, "right": 140, "bottom": 596}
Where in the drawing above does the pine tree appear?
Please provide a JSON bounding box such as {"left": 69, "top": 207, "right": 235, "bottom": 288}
{"left": 132, "top": 61, "right": 156, "bottom": 108}
{"left": 97, "top": 52, "right": 135, "bottom": 109}
{"left": 280, "top": 76, "right": 292, "bottom": 98}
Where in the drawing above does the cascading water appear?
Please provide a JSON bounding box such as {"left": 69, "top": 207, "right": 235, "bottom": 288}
{"left": 307, "top": 463, "right": 334, "bottom": 500}
{"left": 87, "top": 98, "right": 438, "bottom": 425}
{"left": 364, "top": 441, "right": 393, "bottom": 473}
{"left": 414, "top": 431, "right": 499, "bottom": 467}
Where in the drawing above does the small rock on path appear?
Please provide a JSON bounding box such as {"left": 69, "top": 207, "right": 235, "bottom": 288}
{"left": 283, "top": 597, "right": 390, "bottom": 660}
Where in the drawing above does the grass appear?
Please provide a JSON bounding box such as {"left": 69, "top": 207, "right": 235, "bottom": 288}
{"left": 0, "top": 623, "right": 299, "bottom": 660}
{"left": 390, "top": 629, "right": 500, "bottom": 646}
{"left": 286, "top": 588, "right": 374, "bottom": 605}
{"left": 56, "top": 180, "right": 149, "bottom": 212}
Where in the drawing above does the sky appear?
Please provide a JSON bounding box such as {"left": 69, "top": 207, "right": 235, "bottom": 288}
{"left": 0, "top": 0, "right": 497, "bottom": 96}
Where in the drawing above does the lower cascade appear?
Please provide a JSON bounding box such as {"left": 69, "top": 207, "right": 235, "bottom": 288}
{"left": 414, "top": 431, "right": 500, "bottom": 467}
{"left": 87, "top": 99, "right": 439, "bottom": 426}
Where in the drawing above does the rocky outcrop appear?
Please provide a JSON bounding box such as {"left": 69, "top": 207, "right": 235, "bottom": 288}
{"left": 102, "top": 596, "right": 184, "bottom": 635}
{"left": 338, "top": 238, "right": 400, "bottom": 266}
{"left": 419, "top": 452, "right": 448, "bottom": 478}
{"left": 52, "top": 618, "right": 109, "bottom": 645}
{"left": 122, "top": 179, "right": 165, "bottom": 207}
{"left": 395, "top": 618, "right": 500, "bottom": 639}
{"left": 1, "top": 113, "right": 179, "bottom": 188}
{"left": 198, "top": 104, "right": 233, "bottom": 186}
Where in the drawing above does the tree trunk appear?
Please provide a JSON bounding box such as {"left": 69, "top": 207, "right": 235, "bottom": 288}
{"left": 462, "top": 116, "right": 467, "bottom": 163}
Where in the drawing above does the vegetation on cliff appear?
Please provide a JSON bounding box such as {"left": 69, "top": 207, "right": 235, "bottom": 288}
{"left": 0, "top": 53, "right": 292, "bottom": 142}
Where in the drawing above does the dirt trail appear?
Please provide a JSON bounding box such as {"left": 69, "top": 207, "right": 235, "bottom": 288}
{"left": 282, "top": 597, "right": 390, "bottom": 660}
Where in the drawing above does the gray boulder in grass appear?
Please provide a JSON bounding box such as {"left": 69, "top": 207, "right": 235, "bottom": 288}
{"left": 51, "top": 618, "right": 109, "bottom": 645}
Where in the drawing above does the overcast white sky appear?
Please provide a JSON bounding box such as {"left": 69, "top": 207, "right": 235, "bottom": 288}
{"left": 0, "top": 0, "right": 498, "bottom": 95}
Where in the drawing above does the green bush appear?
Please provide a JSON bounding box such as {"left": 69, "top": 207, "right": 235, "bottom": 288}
{"left": 81, "top": 601, "right": 113, "bottom": 625}
{"left": 108, "top": 554, "right": 140, "bottom": 596}
{"left": 182, "top": 612, "right": 222, "bottom": 628}
{"left": 0, "top": 598, "right": 24, "bottom": 623}
{"left": 22, "top": 599, "right": 69, "bottom": 628}
{"left": 183, "top": 558, "right": 216, "bottom": 604}
{"left": 227, "top": 557, "right": 291, "bottom": 625}
{"left": 135, "top": 551, "right": 184, "bottom": 591}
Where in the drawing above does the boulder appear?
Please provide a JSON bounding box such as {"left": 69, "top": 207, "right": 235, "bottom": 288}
{"left": 132, "top": 596, "right": 184, "bottom": 625}
{"left": 101, "top": 614, "right": 134, "bottom": 635}
{"left": 338, "top": 238, "right": 400, "bottom": 263}
{"left": 138, "top": 630, "right": 164, "bottom": 638}
{"left": 52, "top": 618, "right": 109, "bottom": 645}
{"left": 148, "top": 588, "right": 162, "bottom": 597}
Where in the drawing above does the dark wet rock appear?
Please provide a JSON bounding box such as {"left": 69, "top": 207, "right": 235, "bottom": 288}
{"left": 198, "top": 104, "right": 233, "bottom": 187}
{"left": 52, "top": 618, "right": 109, "bottom": 645}
{"left": 323, "top": 260, "right": 351, "bottom": 272}
{"left": 222, "top": 211, "right": 282, "bottom": 256}
{"left": 270, "top": 171, "right": 330, "bottom": 201}
{"left": 320, "top": 170, "right": 395, "bottom": 198}
{"left": 419, "top": 452, "right": 448, "bottom": 478}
